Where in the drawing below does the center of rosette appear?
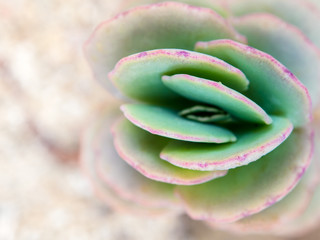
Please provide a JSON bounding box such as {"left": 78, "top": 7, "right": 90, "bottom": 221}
{"left": 178, "top": 105, "right": 231, "bottom": 123}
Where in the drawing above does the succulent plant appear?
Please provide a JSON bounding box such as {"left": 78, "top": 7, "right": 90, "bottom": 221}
{"left": 82, "top": 0, "right": 320, "bottom": 236}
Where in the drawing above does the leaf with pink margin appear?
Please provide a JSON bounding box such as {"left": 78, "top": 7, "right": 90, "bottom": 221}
{"left": 209, "top": 150, "right": 320, "bottom": 235}
{"left": 195, "top": 39, "right": 312, "bottom": 127}
{"left": 162, "top": 74, "right": 272, "bottom": 125}
{"left": 232, "top": 13, "right": 320, "bottom": 106}
{"left": 80, "top": 108, "right": 173, "bottom": 215}
{"left": 175, "top": 127, "right": 314, "bottom": 223}
{"left": 225, "top": 0, "right": 320, "bottom": 48}
{"left": 84, "top": 2, "right": 246, "bottom": 96}
{"left": 271, "top": 116, "right": 320, "bottom": 237}
{"left": 112, "top": 117, "right": 228, "bottom": 185}
{"left": 109, "top": 49, "right": 249, "bottom": 103}
{"left": 96, "top": 127, "right": 181, "bottom": 209}
{"left": 272, "top": 184, "right": 320, "bottom": 237}
{"left": 82, "top": 107, "right": 182, "bottom": 210}
{"left": 161, "top": 116, "right": 292, "bottom": 171}
{"left": 121, "top": 103, "right": 236, "bottom": 143}
{"left": 121, "top": 0, "right": 229, "bottom": 17}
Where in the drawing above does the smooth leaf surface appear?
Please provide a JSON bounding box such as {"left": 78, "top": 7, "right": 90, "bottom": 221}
{"left": 226, "top": 0, "right": 320, "bottom": 48}
{"left": 162, "top": 74, "right": 272, "bottom": 124}
{"left": 112, "top": 117, "right": 228, "bottom": 185}
{"left": 84, "top": 2, "right": 245, "bottom": 95}
{"left": 272, "top": 118, "right": 320, "bottom": 236}
{"left": 212, "top": 153, "right": 320, "bottom": 234}
{"left": 175, "top": 128, "right": 313, "bottom": 223}
{"left": 232, "top": 13, "right": 320, "bottom": 106}
{"left": 121, "top": 0, "right": 229, "bottom": 17}
{"left": 83, "top": 110, "right": 180, "bottom": 209}
{"left": 161, "top": 116, "right": 292, "bottom": 171}
{"left": 121, "top": 103, "right": 236, "bottom": 143}
{"left": 81, "top": 108, "right": 174, "bottom": 214}
{"left": 195, "top": 39, "right": 311, "bottom": 127}
{"left": 273, "top": 184, "right": 320, "bottom": 237}
{"left": 110, "top": 49, "right": 249, "bottom": 102}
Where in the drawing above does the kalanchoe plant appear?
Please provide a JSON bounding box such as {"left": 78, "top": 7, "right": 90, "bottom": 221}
{"left": 82, "top": 0, "right": 320, "bottom": 236}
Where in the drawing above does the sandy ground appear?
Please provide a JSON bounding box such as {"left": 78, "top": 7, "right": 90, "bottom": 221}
{"left": 1, "top": 1, "right": 320, "bottom": 239}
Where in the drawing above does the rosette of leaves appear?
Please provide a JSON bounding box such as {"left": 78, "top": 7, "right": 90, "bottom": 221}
{"left": 82, "top": 0, "right": 320, "bottom": 236}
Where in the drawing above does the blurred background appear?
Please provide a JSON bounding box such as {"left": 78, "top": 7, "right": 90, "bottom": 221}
{"left": 1, "top": 0, "right": 320, "bottom": 239}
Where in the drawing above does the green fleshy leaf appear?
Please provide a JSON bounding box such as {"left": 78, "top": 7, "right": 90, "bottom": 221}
{"left": 162, "top": 74, "right": 272, "bottom": 124}
{"left": 273, "top": 184, "right": 320, "bottom": 237}
{"left": 272, "top": 119, "right": 320, "bottom": 236}
{"left": 232, "top": 13, "right": 320, "bottom": 106}
{"left": 112, "top": 117, "right": 228, "bottom": 185}
{"left": 84, "top": 111, "right": 180, "bottom": 209}
{"left": 161, "top": 116, "right": 292, "bottom": 171}
{"left": 121, "top": 103, "right": 236, "bottom": 143}
{"left": 122, "top": 0, "right": 230, "bottom": 18}
{"left": 195, "top": 40, "right": 311, "bottom": 127}
{"left": 110, "top": 49, "right": 249, "bottom": 103}
{"left": 84, "top": 2, "right": 245, "bottom": 94}
{"left": 175, "top": 127, "right": 313, "bottom": 223}
{"left": 81, "top": 108, "right": 174, "bottom": 214}
{"left": 226, "top": 0, "right": 320, "bottom": 48}
{"left": 212, "top": 154, "right": 320, "bottom": 234}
